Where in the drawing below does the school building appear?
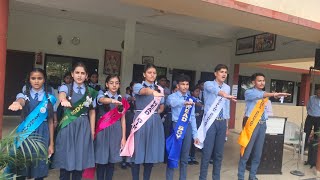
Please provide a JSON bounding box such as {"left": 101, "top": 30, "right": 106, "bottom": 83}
{"left": 1, "top": 0, "right": 320, "bottom": 177}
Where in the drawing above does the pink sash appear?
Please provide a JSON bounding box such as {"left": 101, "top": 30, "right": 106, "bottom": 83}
{"left": 83, "top": 99, "right": 130, "bottom": 179}
{"left": 95, "top": 99, "right": 130, "bottom": 137}
{"left": 120, "top": 86, "right": 163, "bottom": 157}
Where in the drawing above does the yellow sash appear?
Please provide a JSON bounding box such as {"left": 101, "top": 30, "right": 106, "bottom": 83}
{"left": 238, "top": 98, "right": 268, "bottom": 156}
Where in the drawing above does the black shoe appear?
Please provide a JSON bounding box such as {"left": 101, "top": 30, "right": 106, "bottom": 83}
{"left": 209, "top": 160, "right": 213, "bottom": 164}
{"left": 188, "top": 161, "right": 194, "bottom": 165}
{"left": 126, "top": 162, "right": 131, "bottom": 167}
{"left": 121, "top": 162, "right": 127, "bottom": 169}
{"left": 304, "top": 161, "right": 309, "bottom": 165}
{"left": 192, "top": 160, "right": 199, "bottom": 165}
{"left": 248, "top": 177, "right": 258, "bottom": 180}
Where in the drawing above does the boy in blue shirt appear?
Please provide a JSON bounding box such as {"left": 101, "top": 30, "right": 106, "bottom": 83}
{"left": 238, "top": 73, "right": 290, "bottom": 180}
{"left": 166, "top": 74, "right": 199, "bottom": 180}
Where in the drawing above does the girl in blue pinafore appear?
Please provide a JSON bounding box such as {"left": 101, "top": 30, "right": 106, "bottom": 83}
{"left": 95, "top": 75, "right": 126, "bottom": 180}
{"left": 8, "top": 68, "right": 56, "bottom": 180}
{"left": 53, "top": 62, "right": 97, "bottom": 180}
{"left": 130, "top": 63, "right": 165, "bottom": 180}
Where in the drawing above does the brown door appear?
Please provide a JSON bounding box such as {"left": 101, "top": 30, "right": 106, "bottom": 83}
{"left": 4, "top": 50, "right": 34, "bottom": 115}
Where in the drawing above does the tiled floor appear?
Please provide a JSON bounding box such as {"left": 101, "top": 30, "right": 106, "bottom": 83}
{"left": 2, "top": 116, "right": 319, "bottom": 180}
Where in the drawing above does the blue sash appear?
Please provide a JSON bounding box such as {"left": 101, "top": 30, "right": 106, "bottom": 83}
{"left": 15, "top": 94, "right": 56, "bottom": 148}
{"left": 166, "top": 96, "right": 195, "bottom": 168}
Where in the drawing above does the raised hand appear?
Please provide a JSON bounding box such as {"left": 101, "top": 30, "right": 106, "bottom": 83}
{"left": 61, "top": 99, "right": 72, "bottom": 107}
{"left": 153, "top": 91, "right": 164, "bottom": 97}
{"left": 8, "top": 102, "right": 23, "bottom": 111}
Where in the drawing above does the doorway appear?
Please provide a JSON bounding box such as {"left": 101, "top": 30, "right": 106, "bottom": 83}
{"left": 4, "top": 50, "right": 34, "bottom": 115}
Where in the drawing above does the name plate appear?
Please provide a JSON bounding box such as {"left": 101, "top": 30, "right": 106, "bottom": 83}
{"left": 266, "top": 116, "right": 286, "bottom": 135}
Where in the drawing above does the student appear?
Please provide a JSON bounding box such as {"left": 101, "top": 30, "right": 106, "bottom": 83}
{"left": 58, "top": 72, "right": 72, "bottom": 90}
{"left": 165, "top": 74, "right": 199, "bottom": 180}
{"left": 88, "top": 71, "right": 102, "bottom": 91}
{"left": 188, "top": 86, "right": 203, "bottom": 165}
{"left": 238, "top": 73, "right": 290, "bottom": 180}
{"left": 8, "top": 68, "right": 56, "bottom": 180}
{"left": 199, "top": 64, "right": 236, "bottom": 180}
{"left": 121, "top": 63, "right": 165, "bottom": 180}
{"left": 95, "top": 75, "right": 126, "bottom": 180}
{"left": 53, "top": 62, "right": 98, "bottom": 180}
{"left": 121, "top": 82, "right": 137, "bottom": 169}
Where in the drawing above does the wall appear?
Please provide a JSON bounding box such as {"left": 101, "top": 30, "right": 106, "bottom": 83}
{"left": 233, "top": 65, "right": 320, "bottom": 131}
{"left": 7, "top": 10, "right": 231, "bottom": 90}
{"left": 231, "top": 32, "right": 318, "bottom": 64}
{"left": 236, "top": 0, "right": 320, "bottom": 23}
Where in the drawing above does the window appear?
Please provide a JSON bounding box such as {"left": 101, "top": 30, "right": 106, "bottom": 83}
{"left": 45, "top": 54, "right": 99, "bottom": 89}
{"left": 270, "top": 79, "right": 294, "bottom": 103}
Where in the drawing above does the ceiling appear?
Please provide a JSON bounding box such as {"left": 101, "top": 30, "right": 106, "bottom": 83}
{"left": 12, "top": 0, "right": 250, "bottom": 43}
{"left": 272, "top": 60, "right": 314, "bottom": 70}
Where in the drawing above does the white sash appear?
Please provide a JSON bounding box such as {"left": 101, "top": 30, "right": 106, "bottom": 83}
{"left": 195, "top": 96, "right": 225, "bottom": 149}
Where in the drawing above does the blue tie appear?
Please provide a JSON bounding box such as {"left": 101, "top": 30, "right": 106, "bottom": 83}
{"left": 261, "top": 111, "right": 266, "bottom": 121}
{"left": 77, "top": 86, "right": 82, "bottom": 94}
{"left": 34, "top": 93, "right": 38, "bottom": 101}
{"left": 218, "top": 109, "right": 223, "bottom": 119}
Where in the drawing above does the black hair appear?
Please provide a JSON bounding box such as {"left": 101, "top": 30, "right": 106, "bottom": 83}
{"left": 126, "top": 87, "right": 131, "bottom": 92}
{"left": 68, "top": 62, "right": 93, "bottom": 109}
{"left": 63, "top": 71, "right": 71, "bottom": 79}
{"left": 190, "top": 86, "right": 200, "bottom": 93}
{"left": 90, "top": 71, "right": 99, "bottom": 77}
{"left": 166, "top": 79, "right": 170, "bottom": 83}
{"left": 22, "top": 68, "right": 54, "bottom": 120}
{"left": 142, "top": 63, "right": 160, "bottom": 92}
{"left": 251, "top": 73, "right": 265, "bottom": 81}
{"left": 103, "top": 75, "right": 121, "bottom": 111}
{"left": 143, "top": 63, "right": 157, "bottom": 73}
{"left": 214, "top": 64, "right": 228, "bottom": 72}
{"left": 197, "top": 80, "right": 204, "bottom": 85}
{"left": 176, "top": 74, "right": 191, "bottom": 83}
{"left": 157, "top": 75, "right": 167, "bottom": 81}
{"left": 104, "top": 75, "right": 121, "bottom": 94}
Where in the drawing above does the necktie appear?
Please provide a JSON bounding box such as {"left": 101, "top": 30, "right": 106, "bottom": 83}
{"left": 261, "top": 111, "right": 266, "bottom": 121}
{"left": 34, "top": 93, "right": 38, "bottom": 101}
{"left": 77, "top": 86, "right": 82, "bottom": 94}
{"left": 201, "top": 91, "right": 204, "bottom": 102}
{"left": 183, "top": 95, "right": 187, "bottom": 100}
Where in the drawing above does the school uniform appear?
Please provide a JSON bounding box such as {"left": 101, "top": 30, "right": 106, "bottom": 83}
{"left": 165, "top": 91, "right": 198, "bottom": 180}
{"left": 189, "top": 96, "right": 203, "bottom": 162}
{"left": 89, "top": 82, "right": 102, "bottom": 91}
{"left": 53, "top": 84, "right": 96, "bottom": 180}
{"left": 199, "top": 80, "right": 230, "bottom": 180}
{"left": 130, "top": 81, "right": 165, "bottom": 180}
{"left": 14, "top": 87, "right": 56, "bottom": 180}
{"left": 237, "top": 88, "right": 267, "bottom": 180}
{"left": 95, "top": 91, "right": 123, "bottom": 180}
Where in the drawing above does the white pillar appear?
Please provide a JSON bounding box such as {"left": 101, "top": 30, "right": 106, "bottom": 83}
{"left": 121, "top": 20, "right": 136, "bottom": 94}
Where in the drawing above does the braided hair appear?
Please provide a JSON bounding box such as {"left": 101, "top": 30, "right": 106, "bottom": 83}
{"left": 69, "top": 62, "right": 94, "bottom": 110}
{"left": 22, "top": 68, "right": 54, "bottom": 120}
{"left": 103, "top": 75, "right": 121, "bottom": 112}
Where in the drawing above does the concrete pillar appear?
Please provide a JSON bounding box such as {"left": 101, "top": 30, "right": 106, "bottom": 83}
{"left": 299, "top": 74, "right": 311, "bottom": 106}
{"left": 229, "top": 64, "right": 239, "bottom": 129}
{"left": 0, "top": 0, "right": 9, "bottom": 138}
{"left": 121, "top": 20, "right": 136, "bottom": 94}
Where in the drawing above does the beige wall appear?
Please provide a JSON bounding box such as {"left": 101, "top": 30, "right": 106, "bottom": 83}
{"left": 234, "top": 102, "right": 307, "bottom": 132}
{"left": 236, "top": 0, "right": 320, "bottom": 23}
{"left": 7, "top": 11, "right": 231, "bottom": 91}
